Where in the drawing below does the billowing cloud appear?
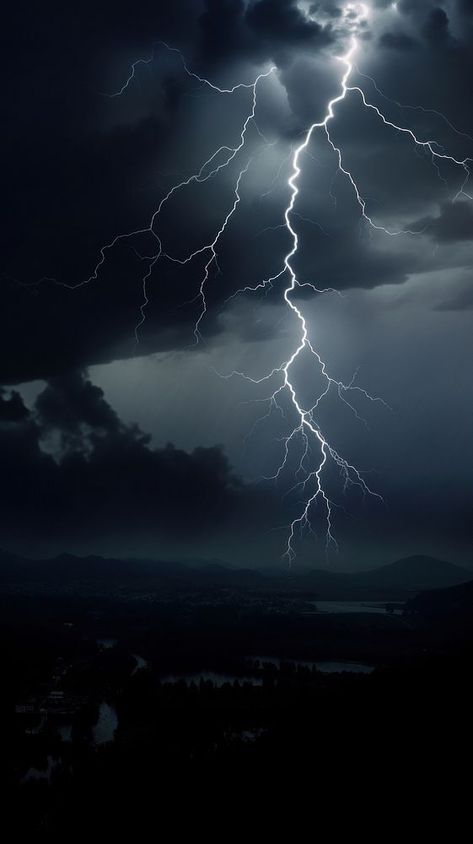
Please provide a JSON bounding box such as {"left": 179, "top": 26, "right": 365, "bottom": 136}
{"left": 412, "top": 201, "right": 473, "bottom": 242}
{"left": 7, "top": 0, "right": 471, "bottom": 382}
{"left": 379, "top": 31, "right": 418, "bottom": 50}
{"left": 0, "top": 371, "right": 276, "bottom": 555}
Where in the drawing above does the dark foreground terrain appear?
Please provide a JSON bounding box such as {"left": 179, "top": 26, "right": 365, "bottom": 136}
{"left": 2, "top": 551, "right": 473, "bottom": 832}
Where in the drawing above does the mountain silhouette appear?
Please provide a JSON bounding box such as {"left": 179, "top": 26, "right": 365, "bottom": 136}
{"left": 0, "top": 550, "right": 469, "bottom": 599}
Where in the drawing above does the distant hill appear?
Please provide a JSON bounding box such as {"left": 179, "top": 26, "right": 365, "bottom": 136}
{"left": 0, "top": 549, "right": 266, "bottom": 596}
{"left": 408, "top": 577, "right": 473, "bottom": 616}
{"left": 0, "top": 549, "right": 470, "bottom": 600}
{"left": 405, "top": 577, "right": 473, "bottom": 641}
{"left": 296, "top": 555, "right": 471, "bottom": 599}
{"left": 0, "top": 549, "right": 188, "bottom": 592}
{"left": 352, "top": 555, "right": 470, "bottom": 590}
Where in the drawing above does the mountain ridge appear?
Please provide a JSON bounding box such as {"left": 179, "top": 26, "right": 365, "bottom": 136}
{"left": 0, "top": 549, "right": 470, "bottom": 599}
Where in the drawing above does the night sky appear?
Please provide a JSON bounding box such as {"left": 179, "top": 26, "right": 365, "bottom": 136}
{"left": 2, "top": 0, "right": 473, "bottom": 568}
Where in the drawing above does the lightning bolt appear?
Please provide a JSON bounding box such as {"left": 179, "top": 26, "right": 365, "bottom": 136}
{"left": 105, "top": 40, "right": 275, "bottom": 97}
{"left": 16, "top": 22, "right": 473, "bottom": 563}
{"left": 221, "top": 39, "right": 388, "bottom": 562}
{"left": 52, "top": 45, "right": 276, "bottom": 351}
{"left": 217, "top": 34, "right": 472, "bottom": 563}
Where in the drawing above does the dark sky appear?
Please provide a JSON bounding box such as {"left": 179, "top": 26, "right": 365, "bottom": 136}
{"left": 1, "top": 0, "right": 473, "bottom": 568}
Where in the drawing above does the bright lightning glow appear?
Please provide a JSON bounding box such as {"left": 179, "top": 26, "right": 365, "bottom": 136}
{"left": 225, "top": 38, "right": 387, "bottom": 562}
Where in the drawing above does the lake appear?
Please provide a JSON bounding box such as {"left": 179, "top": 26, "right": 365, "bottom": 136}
{"left": 58, "top": 724, "right": 73, "bottom": 742}
{"left": 253, "top": 656, "right": 375, "bottom": 674}
{"left": 22, "top": 755, "right": 60, "bottom": 783}
{"left": 96, "top": 637, "right": 117, "bottom": 649}
{"left": 131, "top": 654, "right": 148, "bottom": 675}
{"left": 162, "top": 672, "right": 263, "bottom": 687}
{"left": 93, "top": 702, "right": 118, "bottom": 744}
{"left": 313, "top": 601, "right": 404, "bottom": 615}
{"left": 163, "top": 661, "right": 375, "bottom": 684}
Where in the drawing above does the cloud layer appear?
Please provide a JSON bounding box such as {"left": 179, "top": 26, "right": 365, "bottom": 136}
{"left": 0, "top": 372, "right": 271, "bottom": 555}
{"left": 3, "top": 1, "right": 473, "bottom": 382}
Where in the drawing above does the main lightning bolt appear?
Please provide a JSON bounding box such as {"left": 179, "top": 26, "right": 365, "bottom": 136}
{"left": 224, "top": 38, "right": 387, "bottom": 563}
{"left": 218, "top": 34, "right": 472, "bottom": 562}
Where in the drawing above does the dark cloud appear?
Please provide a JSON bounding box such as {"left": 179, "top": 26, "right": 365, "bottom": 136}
{"left": 199, "top": 0, "right": 249, "bottom": 61}
{"left": 0, "top": 390, "right": 29, "bottom": 423}
{"left": 0, "top": 371, "right": 272, "bottom": 553}
{"left": 379, "top": 31, "right": 419, "bottom": 50}
{"left": 37, "top": 373, "right": 121, "bottom": 434}
{"left": 198, "top": 0, "right": 334, "bottom": 65}
{"left": 457, "top": 0, "right": 473, "bottom": 17}
{"left": 246, "top": 0, "right": 330, "bottom": 47}
{"left": 310, "top": 2, "right": 342, "bottom": 18}
{"left": 434, "top": 279, "right": 473, "bottom": 309}
{"left": 423, "top": 6, "right": 451, "bottom": 42}
{"left": 413, "top": 201, "right": 473, "bottom": 242}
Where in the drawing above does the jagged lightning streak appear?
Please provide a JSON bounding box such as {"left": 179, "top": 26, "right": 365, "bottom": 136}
{"left": 225, "top": 39, "right": 386, "bottom": 562}
{"left": 162, "top": 159, "right": 253, "bottom": 344}
{"left": 354, "top": 65, "right": 473, "bottom": 146}
{"left": 222, "top": 33, "right": 472, "bottom": 562}
{"left": 106, "top": 40, "right": 274, "bottom": 97}
{"left": 107, "top": 57, "right": 274, "bottom": 347}
{"left": 94, "top": 37, "right": 386, "bottom": 561}
{"left": 53, "top": 45, "right": 275, "bottom": 355}
{"left": 343, "top": 84, "right": 473, "bottom": 204}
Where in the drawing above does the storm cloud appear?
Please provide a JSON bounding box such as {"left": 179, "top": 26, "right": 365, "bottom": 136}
{"left": 3, "top": 1, "right": 473, "bottom": 383}
{"left": 2, "top": 1, "right": 473, "bottom": 566}
{"left": 413, "top": 200, "right": 473, "bottom": 242}
{"left": 0, "top": 372, "right": 274, "bottom": 555}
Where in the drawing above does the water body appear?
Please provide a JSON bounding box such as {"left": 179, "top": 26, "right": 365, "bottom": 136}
{"left": 239, "top": 727, "right": 267, "bottom": 742}
{"left": 96, "top": 637, "right": 117, "bottom": 649}
{"left": 131, "top": 654, "right": 148, "bottom": 675}
{"left": 313, "top": 601, "right": 404, "bottom": 615}
{"left": 162, "top": 672, "right": 263, "bottom": 687}
{"left": 25, "top": 715, "right": 46, "bottom": 735}
{"left": 312, "top": 661, "right": 374, "bottom": 674}
{"left": 253, "top": 656, "right": 375, "bottom": 674}
{"left": 162, "top": 662, "right": 374, "bottom": 684}
{"left": 93, "top": 702, "right": 118, "bottom": 744}
{"left": 58, "top": 724, "right": 73, "bottom": 742}
{"left": 22, "top": 755, "right": 59, "bottom": 783}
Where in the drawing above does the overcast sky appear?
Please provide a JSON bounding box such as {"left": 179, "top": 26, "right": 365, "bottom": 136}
{"left": 2, "top": 1, "right": 473, "bottom": 568}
